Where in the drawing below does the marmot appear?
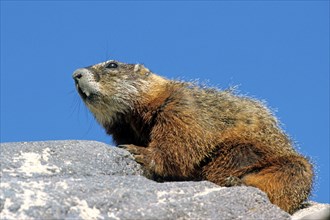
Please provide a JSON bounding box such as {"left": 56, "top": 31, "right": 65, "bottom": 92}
{"left": 72, "top": 60, "right": 313, "bottom": 214}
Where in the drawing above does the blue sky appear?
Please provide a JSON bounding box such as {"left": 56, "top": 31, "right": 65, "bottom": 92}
{"left": 1, "top": 1, "right": 329, "bottom": 203}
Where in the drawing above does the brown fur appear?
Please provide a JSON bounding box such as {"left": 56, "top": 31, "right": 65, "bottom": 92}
{"left": 73, "top": 60, "right": 314, "bottom": 214}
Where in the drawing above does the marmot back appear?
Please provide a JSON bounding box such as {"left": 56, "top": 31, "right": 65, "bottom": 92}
{"left": 73, "top": 60, "right": 314, "bottom": 214}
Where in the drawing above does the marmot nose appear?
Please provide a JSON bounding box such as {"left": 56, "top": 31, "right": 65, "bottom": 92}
{"left": 74, "top": 73, "right": 82, "bottom": 79}
{"left": 72, "top": 68, "right": 89, "bottom": 81}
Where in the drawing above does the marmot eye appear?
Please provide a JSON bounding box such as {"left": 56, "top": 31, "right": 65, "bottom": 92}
{"left": 106, "top": 62, "right": 118, "bottom": 69}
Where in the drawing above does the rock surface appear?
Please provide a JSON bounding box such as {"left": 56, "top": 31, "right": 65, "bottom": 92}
{"left": 0, "top": 140, "right": 328, "bottom": 219}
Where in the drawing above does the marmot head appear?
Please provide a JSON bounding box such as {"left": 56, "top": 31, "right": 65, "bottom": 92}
{"left": 72, "top": 60, "right": 164, "bottom": 126}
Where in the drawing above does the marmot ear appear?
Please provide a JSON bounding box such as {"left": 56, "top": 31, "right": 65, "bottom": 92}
{"left": 134, "top": 64, "right": 151, "bottom": 76}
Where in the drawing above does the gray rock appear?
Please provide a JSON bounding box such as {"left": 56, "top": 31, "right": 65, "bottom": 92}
{"left": 291, "top": 201, "right": 330, "bottom": 220}
{"left": 0, "top": 140, "right": 143, "bottom": 178}
{"left": 0, "top": 140, "right": 322, "bottom": 219}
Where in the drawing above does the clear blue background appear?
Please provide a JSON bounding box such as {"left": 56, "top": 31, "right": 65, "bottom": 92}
{"left": 1, "top": 1, "right": 329, "bottom": 203}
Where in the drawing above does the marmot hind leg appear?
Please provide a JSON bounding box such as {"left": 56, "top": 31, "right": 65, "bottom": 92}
{"left": 202, "top": 143, "right": 266, "bottom": 186}
{"left": 203, "top": 144, "right": 313, "bottom": 214}
{"left": 241, "top": 155, "right": 314, "bottom": 214}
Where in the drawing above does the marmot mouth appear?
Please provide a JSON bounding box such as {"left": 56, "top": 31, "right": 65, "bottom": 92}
{"left": 76, "top": 83, "right": 88, "bottom": 101}
{"left": 75, "top": 83, "right": 99, "bottom": 102}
